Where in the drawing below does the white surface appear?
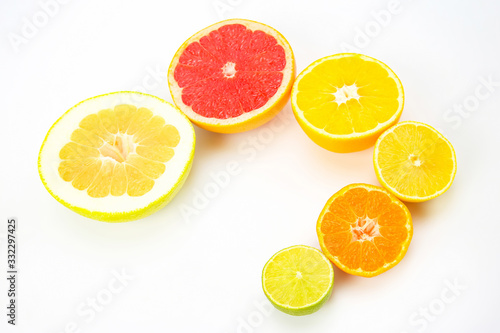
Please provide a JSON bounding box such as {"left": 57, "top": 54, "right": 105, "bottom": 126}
{"left": 1, "top": 0, "right": 499, "bottom": 332}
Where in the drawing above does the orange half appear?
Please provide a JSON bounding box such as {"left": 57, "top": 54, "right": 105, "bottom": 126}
{"left": 291, "top": 53, "right": 404, "bottom": 153}
{"left": 317, "top": 183, "right": 412, "bottom": 277}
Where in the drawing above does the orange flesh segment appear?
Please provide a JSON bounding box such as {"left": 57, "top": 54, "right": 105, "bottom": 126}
{"left": 319, "top": 185, "right": 410, "bottom": 275}
{"left": 57, "top": 105, "right": 180, "bottom": 198}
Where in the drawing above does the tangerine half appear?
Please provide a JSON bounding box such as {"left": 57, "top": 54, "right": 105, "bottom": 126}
{"left": 317, "top": 183, "right": 412, "bottom": 277}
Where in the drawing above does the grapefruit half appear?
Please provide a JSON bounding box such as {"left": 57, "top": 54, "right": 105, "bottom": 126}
{"left": 168, "top": 19, "right": 295, "bottom": 133}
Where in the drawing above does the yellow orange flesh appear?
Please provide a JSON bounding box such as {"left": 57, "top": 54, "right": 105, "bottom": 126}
{"left": 292, "top": 53, "right": 404, "bottom": 153}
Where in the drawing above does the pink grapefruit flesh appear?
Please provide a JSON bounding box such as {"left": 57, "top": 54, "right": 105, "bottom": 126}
{"left": 168, "top": 19, "right": 295, "bottom": 133}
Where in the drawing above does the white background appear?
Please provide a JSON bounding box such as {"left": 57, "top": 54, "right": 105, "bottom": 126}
{"left": 1, "top": 0, "right": 499, "bottom": 332}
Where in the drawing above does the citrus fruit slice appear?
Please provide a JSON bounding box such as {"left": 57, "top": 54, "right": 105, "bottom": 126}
{"left": 262, "top": 245, "right": 334, "bottom": 316}
{"left": 317, "top": 184, "right": 412, "bottom": 277}
{"left": 291, "top": 53, "right": 404, "bottom": 153}
{"left": 374, "top": 121, "right": 457, "bottom": 202}
{"left": 168, "top": 19, "right": 295, "bottom": 133}
{"left": 38, "top": 92, "right": 195, "bottom": 222}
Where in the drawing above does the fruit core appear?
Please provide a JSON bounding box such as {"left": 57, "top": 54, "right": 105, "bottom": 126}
{"left": 351, "top": 216, "right": 381, "bottom": 242}
{"left": 99, "top": 135, "right": 135, "bottom": 163}
{"left": 333, "top": 84, "right": 360, "bottom": 104}
{"left": 222, "top": 62, "right": 237, "bottom": 78}
{"left": 409, "top": 154, "right": 422, "bottom": 167}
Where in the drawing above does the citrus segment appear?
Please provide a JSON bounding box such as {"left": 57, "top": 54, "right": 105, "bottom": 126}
{"left": 38, "top": 92, "right": 195, "bottom": 222}
{"left": 374, "top": 121, "right": 457, "bottom": 202}
{"left": 291, "top": 53, "right": 404, "bottom": 153}
{"left": 262, "top": 245, "right": 334, "bottom": 316}
{"left": 57, "top": 104, "right": 179, "bottom": 198}
{"left": 169, "top": 19, "right": 295, "bottom": 133}
{"left": 317, "top": 184, "right": 412, "bottom": 277}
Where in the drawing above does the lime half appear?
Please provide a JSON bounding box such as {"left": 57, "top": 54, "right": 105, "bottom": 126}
{"left": 262, "top": 245, "right": 334, "bottom": 316}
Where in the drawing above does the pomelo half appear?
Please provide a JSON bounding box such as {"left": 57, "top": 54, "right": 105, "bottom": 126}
{"left": 168, "top": 19, "right": 295, "bottom": 133}
{"left": 38, "top": 92, "right": 195, "bottom": 222}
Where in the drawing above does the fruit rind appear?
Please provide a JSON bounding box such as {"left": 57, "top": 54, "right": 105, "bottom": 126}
{"left": 168, "top": 18, "right": 296, "bottom": 133}
{"left": 291, "top": 53, "right": 404, "bottom": 153}
{"left": 316, "top": 183, "right": 413, "bottom": 277}
{"left": 373, "top": 121, "right": 457, "bottom": 202}
{"left": 38, "top": 91, "right": 196, "bottom": 222}
{"left": 262, "top": 245, "right": 334, "bottom": 316}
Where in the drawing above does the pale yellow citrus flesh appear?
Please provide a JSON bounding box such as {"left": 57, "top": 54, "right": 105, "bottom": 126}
{"left": 38, "top": 92, "right": 195, "bottom": 222}
{"left": 374, "top": 121, "right": 457, "bottom": 202}
{"left": 262, "top": 245, "right": 334, "bottom": 316}
{"left": 59, "top": 104, "right": 180, "bottom": 198}
{"left": 292, "top": 53, "right": 404, "bottom": 153}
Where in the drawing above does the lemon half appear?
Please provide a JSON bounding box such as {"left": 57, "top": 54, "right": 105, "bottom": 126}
{"left": 374, "top": 121, "right": 457, "bottom": 202}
